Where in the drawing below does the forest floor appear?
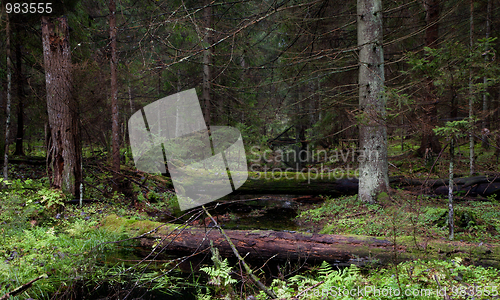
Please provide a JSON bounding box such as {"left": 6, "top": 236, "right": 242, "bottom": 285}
{"left": 1, "top": 139, "right": 500, "bottom": 299}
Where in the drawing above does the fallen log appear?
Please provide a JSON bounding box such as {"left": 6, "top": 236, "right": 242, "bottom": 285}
{"left": 125, "top": 167, "right": 500, "bottom": 199}
{"left": 141, "top": 227, "right": 397, "bottom": 263}
{"left": 102, "top": 215, "right": 500, "bottom": 267}
{"left": 237, "top": 173, "right": 359, "bottom": 196}
{"left": 393, "top": 175, "right": 500, "bottom": 198}
{"left": 8, "top": 156, "right": 46, "bottom": 166}
{"left": 103, "top": 214, "right": 399, "bottom": 264}
{"left": 236, "top": 174, "right": 500, "bottom": 198}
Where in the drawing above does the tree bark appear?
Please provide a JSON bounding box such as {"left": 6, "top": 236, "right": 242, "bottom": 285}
{"left": 104, "top": 215, "right": 500, "bottom": 267}
{"left": 136, "top": 223, "right": 395, "bottom": 264}
{"left": 482, "top": 0, "right": 491, "bottom": 149}
{"left": 109, "top": 0, "right": 120, "bottom": 186}
{"left": 202, "top": 1, "right": 213, "bottom": 127}
{"left": 448, "top": 139, "right": 454, "bottom": 240}
{"left": 14, "top": 42, "right": 25, "bottom": 156}
{"left": 236, "top": 175, "right": 359, "bottom": 196}
{"left": 418, "top": 0, "right": 441, "bottom": 156}
{"left": 3, "top": 14, "right": 12, "bottom": 181}
{"left": 357, "top": 0, "right": 388, "bottom": 203}
{"left": 468, "top": 0, "right": 475, "bottom": 176}
{"left": 41, "top": 16, "right": 82, "bottom": 197}
{"left": 237, "top": 175, "right": 500, "bottom": 198}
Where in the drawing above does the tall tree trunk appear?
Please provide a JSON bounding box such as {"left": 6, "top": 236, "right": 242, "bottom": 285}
{"left": 202, "top": 1, "right": 213, "bottom": 127}
{"left": 418, "top": 0, "right": 441, "bottom": 156}
{"left": 468, "top": 0, "right": 474, "bottom": 176}
{"left": 448, "top": 138, "right": 455, "bottom": 241}
{"left": 14, "top": 42, "right": 25, "bottom": 156}
{"left": 109, "top": 0, "right": 120, "bottom": 185}
{"left": 357, "top": 0, "right": 388, "bottom": 203}
{"left": 3, "top": 14, "right": 12, "bottom": 181}
{"left": 41, "top": 16, "right": 81, "bottom": 197}
{"left": 482, "top": 0, "right": 491, "bottom": 149}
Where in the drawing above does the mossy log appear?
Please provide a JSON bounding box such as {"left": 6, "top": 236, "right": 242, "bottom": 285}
{"left": 103, "top": 214, "right": 395, "bottom": 263}
{"left": 102, "top": 215, "right": 500, "bottom": 267}
{"left": 7, "top": 156, "right": 46, "bottom": 166}
{"left": 237, "top": 174, "right": 500, "bottom": 198}
{"left": 132, "top": 168, "right": 500, "bottom": 198}
{"left": 393, "top": 175, "right": 500, "bottom": 198}
{"left": 237, "top": 173, "right": 359, "bottom": 196}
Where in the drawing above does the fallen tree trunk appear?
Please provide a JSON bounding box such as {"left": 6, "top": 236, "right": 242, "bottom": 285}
{"left": 8, "top": 156, "right": 46, "bottom": 166}
{"left": 102, "top": 215, "right": 500, "bottom": 267}
{"left": 130, "top": 167, "right": 500, "bottom": 199}
{"left": 236, "top": 174, "right": 500, "bottom": 198}
{"left": 103, "top": 214, "right": 398, "bottom": 264}
{"left": 393, "top": 175, "right": 500, "bottom": 198}
{"left": 141, "top": 226, "right": 396, "bottom": 263}
{"left": 238, "top": 174, "right": 359, "bottom": 196}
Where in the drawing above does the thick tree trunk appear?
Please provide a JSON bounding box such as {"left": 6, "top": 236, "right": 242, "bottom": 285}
{"left": 142, "top": 228, "right": 397, "bottom": 263}
{"left": 202, "top": 1, "right": 212, "bottom": 127}
{"left": 468, "top": 0, "right": 475, "bottom": 176}
{"left": 3, "top": 14, "right": 12, "bottom": 181}
{"left": 237, "top": 175, "right": 359, "bottom": 196}
{"left": 109, "top": 0, "right": 120, "bottom": 186}
{"left": 237, "top": 175, "right": 500, "bottom": 198}
{"left": 41, "top": 16, "right": 82, "bottom": 197}
{"left": 482, "top": 0, "right": 491, "bottom": 149}
{"left": 101, "top": 214, "right": 393, "bottom": 263}
{"left": 418, "top": 0, "right": 441, "bottom": 156}
{"left": 104, "top": 215, "right": 500, "bottom": 267}
{"left": 357, "top": 0, "right": 388, "bottom": 203}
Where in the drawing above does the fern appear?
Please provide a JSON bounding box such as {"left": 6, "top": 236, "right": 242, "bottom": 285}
{"left": 200, "top": 246, "right": 237, "bottom": 287}
{"left": 318, "top": 261, "right": 334, "bottom": 278}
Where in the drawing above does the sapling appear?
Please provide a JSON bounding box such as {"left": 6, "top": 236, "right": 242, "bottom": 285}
{"left": 433, "top": 119, "right": 470, "bottom": 240}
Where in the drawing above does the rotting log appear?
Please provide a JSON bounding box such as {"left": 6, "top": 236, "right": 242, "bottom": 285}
{"left": 237, "top": 174, "right": 359, "bottom": 196}
{"left": 123, "top": 168, "right": 500, "bottom": 199}
{"left": 141, "top": 227, "right": 397, "bottom": 263}
{"left": 8, "top": 156, "right": 46, "bottom": 166}
{"left": 102, "top": 215, "right": 500, "bottom": 267}
{"left": 393, "top": 175, "right": 500, "bottom": 198}
{"left": 103, "top": 214, "right": 399, "bottom": 264}
{"left": 235, "top": 174, "right": 500, "bottom": 198}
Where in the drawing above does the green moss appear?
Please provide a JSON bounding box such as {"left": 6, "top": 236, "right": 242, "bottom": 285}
{"left": 102, "top": 214, "right": 164, "bottom": 235}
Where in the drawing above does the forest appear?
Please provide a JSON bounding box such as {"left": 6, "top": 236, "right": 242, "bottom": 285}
{"left": 1, "top": 0, "right": 500, "bottom": 299}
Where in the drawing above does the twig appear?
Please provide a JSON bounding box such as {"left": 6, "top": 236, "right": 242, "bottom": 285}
{"left": 202, "top": 206, "right": 277, "bottom": 299}
{"left": 0, "top": 274, "right": 48, "bottom": 300}
{"left": 433, "top": 274, "right": 450, "bottom": 300}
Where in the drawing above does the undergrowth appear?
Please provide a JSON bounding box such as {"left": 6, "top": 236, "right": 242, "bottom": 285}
{"left": 297, "top": 193, "right": 500, "bottom": 243}
{"left": 0, "top": 177, "right": 182, "bottom": 299}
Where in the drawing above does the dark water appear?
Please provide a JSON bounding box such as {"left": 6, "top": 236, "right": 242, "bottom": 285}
{"left": 82, "top": 195, "right": 305, "bottom": 299}
{"left": 201, "top": 194, "right": 301, "bottom": 231}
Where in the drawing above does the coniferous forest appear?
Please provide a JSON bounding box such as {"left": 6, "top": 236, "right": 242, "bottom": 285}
{"left": 1, "top": 0, "right": 500, "bottom": 299}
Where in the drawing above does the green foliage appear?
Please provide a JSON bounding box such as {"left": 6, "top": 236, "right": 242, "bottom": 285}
{"left": 0, "top": 217, "right": 130, "bottom": 299}
{"left": 250, "top": 259, "right": 500, "bottom": 300}
{"left": 0, "top": 177, "right": 187, "bottom": 299}
{"left": 199, "top": 243, "right": 236, "bottom": 299}
{"left": 256, "top": 263, "right": 362, "bottom": 300}
{"left": 433, "top": 119, "right": 471, "bottom": 140}
{"left": 422, "top": 207, "right": 448, "bottom": 228}
{"left": 298, "top": 195, "right": 360, "bottom": 223}
{"left": 37, "top": 188, "right": 66, "bottom": 209}
{"left": 404, "top": 38, "right": 500, "bottom": 99}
